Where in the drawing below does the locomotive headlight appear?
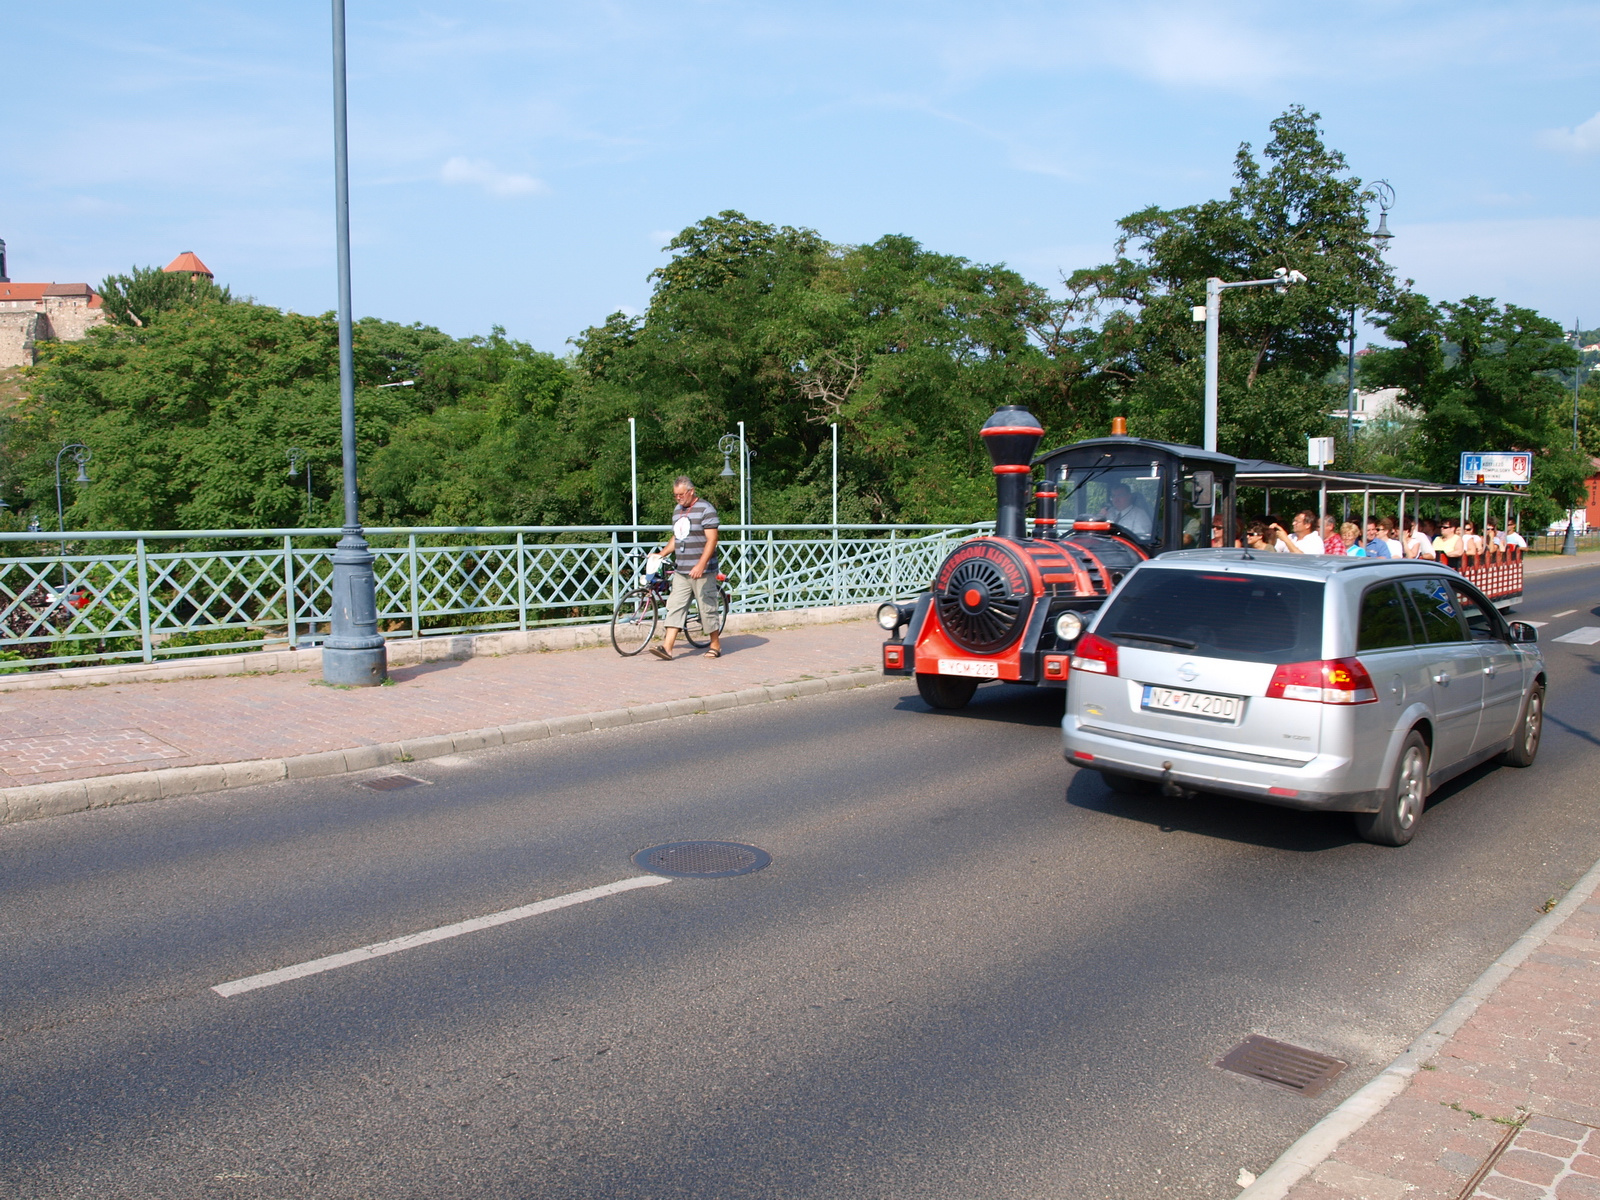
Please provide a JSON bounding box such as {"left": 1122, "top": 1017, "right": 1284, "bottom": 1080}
{"left": 1053, "top": 610, "right": 1085, "bottom": 644}
{"left": 877, "top": 602, "right": 910, "bottom": 631}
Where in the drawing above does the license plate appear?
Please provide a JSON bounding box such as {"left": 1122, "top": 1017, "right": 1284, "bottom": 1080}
{"left": 939, "top": 659, "right": 999, "bottom": 679}
{"left": 1141, "top": 685, "right": 1242, "bottom": 723}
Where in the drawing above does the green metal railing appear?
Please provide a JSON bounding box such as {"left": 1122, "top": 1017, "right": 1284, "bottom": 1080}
{"left": 0, "top": 523, "right": 985, "bottom": 670}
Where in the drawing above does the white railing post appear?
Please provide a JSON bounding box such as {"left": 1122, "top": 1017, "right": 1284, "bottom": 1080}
{"left": 137, "top": 537, "right": 153, "bottom": 662}
{"left": 407, "top": 534, "right": 420, "bottom": 639}
{"left": 890, "top": 529, "right": 898, "bottom": 599}
{"left": 284, "top": 535, "right": 297, "bottom": 650}
{"left": 516, "top": 532, "right": 527, "bottom": 631}
{"left": 610, "top": 531, "right": 620, "bottom": 610}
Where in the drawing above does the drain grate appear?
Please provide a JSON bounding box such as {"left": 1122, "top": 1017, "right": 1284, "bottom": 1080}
{"left": 1217, "top": 1035, "right": 1347, "bottom": 1097}
{"left": 360, "top": 775, "right": 427, "bottom": 792}
{"left": 632, "top": 841, "right": 772, "bottom": 879}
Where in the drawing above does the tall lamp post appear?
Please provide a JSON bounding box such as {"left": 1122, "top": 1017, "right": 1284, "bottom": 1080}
{"left": 321, "top": 0, "right": 387, "bottom": 685}
{"left": 1564, "top": 318, "right": 1584, "bottom": 555}
{"left": 1196, "top": 267, "right": 1307, "bottom": 452}
{"left": 1345, "top": 182, "right": 1395, "bottom": 451}
{"left": 54, "top": 443, "right": 90, "bottom": 592}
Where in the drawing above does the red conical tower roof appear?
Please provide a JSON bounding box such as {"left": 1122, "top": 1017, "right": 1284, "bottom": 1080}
{"left": 162, "top": 251, "right": 213, "bottom": 280}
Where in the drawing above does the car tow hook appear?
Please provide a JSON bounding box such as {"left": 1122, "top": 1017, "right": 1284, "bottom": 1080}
{"left": 1159, "top": 761, "right": 1193, "bottom": 799}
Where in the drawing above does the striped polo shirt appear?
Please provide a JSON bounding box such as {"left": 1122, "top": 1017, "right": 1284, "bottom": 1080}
{"left": 672, "top": 497, "right": 720, "bottom": 573}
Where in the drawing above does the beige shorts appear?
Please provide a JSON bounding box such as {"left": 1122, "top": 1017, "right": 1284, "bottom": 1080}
{"left": 664, "top": 571, "right": 722, "bottom": 631}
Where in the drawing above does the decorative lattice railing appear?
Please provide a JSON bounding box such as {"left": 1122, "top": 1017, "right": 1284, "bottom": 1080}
{"left": 0, "top": 524, "right": 986, "bottom": 670}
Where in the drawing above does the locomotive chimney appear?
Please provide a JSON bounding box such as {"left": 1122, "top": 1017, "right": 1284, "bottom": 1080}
{"left": 980, "top": 405, "right": 1043, "bottom": 540}
{"left": 1033, "top": 480, "right": 1058, "bottom": 539}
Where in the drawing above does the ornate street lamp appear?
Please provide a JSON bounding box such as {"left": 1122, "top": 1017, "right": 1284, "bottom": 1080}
{"left": 321, "top": 0, "right": 387, "bottom": 685}
{"left": 1346, "top": 181, "right": 1395, "bottom": 449}
{"left": 286, "top": 447, "right": 314, "bottom": 522}
{"left": 54, "top": 443, "right": 90, "bottom": 592}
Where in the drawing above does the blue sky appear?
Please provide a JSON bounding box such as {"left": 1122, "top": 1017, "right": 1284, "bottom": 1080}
{"left": 7, "top": 2, "right": 1597, "bottom": 352}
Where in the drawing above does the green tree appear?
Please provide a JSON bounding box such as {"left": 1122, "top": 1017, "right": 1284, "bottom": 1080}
{"left": 1365, "top": 293, "right": 1581, "bottom": 525}
{"left": 97, "top": 265, "right": 233, "bottom": 327}
{"left": 1057, "top": 106, "right": 1396, "bottom": 464}
{"left": 5, "top": 304, "right": 447, "bottom": 530}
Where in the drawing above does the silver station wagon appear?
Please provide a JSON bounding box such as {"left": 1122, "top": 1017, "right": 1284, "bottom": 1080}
{"left": 1061, "top": 551, "right": 1546, "bottom": 845}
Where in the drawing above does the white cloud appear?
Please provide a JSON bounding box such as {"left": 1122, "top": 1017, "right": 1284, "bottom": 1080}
{"left": 1537, "top": 111, "right": 1600, "bottom": 154}
{"left": 439, "top": 157, "right": 548, "bottom": 198}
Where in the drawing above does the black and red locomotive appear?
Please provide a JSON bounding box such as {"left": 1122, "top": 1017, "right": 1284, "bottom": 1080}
{"left": 879, "top": 406, "right": 1239, "bottom": 708}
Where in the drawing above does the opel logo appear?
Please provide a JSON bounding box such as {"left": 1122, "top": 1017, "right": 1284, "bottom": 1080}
{"left": 1177, "top": 662, "right": 1198, "bottom": 683}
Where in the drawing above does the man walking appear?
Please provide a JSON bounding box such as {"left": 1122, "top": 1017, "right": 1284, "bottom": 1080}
{"left": 652, "top": 476, "right": 723, "bottom": 661}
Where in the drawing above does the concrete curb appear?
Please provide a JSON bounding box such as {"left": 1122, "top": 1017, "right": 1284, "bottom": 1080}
{"left": 1235, "top": 850, "right": 1600, "bottom": 1199}
{"left": 0, "top": 668, "right": 899, "bottom": 826}
{"left": 1522, "top": 552, "right": 1600, "bottom": 578}
{"left": 0, "top": 603, "right": 879, "bottom": 693}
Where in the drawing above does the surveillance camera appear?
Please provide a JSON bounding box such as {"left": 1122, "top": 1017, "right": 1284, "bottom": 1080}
{"left": 1288, "top": 269, "right": 1307, "bottom": 284}
{"left": 1273, "top": 266, "right": 1288, "bottom": 279}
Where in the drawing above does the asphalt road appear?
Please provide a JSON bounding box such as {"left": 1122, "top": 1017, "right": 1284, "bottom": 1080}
{"left": 3, "top": 562, "right": 1599, "bottom": 1200}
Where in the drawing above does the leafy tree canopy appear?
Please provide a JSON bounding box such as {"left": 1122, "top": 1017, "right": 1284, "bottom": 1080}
{"left": 98, "top": 264, "right": 233, "bottom": 327}
{"left": 2, "top": 110, "right": 1589, "bottom": 537}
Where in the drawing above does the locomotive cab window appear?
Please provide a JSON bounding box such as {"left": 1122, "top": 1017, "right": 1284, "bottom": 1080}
{"left": 1063, "top": 463, "right": 1164, "bottom": 544}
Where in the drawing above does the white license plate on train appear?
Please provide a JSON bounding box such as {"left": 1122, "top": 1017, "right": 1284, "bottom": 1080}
{"left": 939, "top": 659, "right": 999, "bottom": 678}
{"left": 1141, "top": 685, "right": 1242, "bottom": 723}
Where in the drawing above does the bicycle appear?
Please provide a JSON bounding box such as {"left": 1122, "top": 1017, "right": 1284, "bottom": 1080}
{"left": 609, "top": 553, "right": 731, "bottom": 656}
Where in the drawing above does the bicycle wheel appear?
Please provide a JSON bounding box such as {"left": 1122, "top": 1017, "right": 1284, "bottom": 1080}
{"left": 682, "top": 586, "right": 730, "bottom": 648}
{"left": 610, "top": 588, "right": 658, "bottom": 655}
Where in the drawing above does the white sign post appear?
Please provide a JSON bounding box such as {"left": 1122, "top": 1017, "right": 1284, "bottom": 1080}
{"left": 1308, "top": 437, "right": 1335, "bottom": 468}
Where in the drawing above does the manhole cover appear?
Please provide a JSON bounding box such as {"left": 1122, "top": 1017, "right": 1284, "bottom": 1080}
{"left": 632, "top": 841, "right": 772, "bottom": 879}
{"left": 1217, "top": 1035, "right": 1347, "bottom": 1097}
{"left": 360, "top": 775, "right": 427, "bottom": 792}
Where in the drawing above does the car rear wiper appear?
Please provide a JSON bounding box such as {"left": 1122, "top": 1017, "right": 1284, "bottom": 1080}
{"left": 1104, "top": 632, "right": 1199, "bottom": 650}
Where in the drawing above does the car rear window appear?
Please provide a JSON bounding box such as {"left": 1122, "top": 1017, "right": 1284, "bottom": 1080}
{"left": 1095, "top": 569, "right": 1324, "bottom": 664}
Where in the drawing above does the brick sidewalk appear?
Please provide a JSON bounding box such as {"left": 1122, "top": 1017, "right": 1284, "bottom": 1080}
{"left": 1273, "top": 876, "right": 1600, "bottom": 1200}
{"left": 0, "top": 619, "right": 885, "bottom": 789}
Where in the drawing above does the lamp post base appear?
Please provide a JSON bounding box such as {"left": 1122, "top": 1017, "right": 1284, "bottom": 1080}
{"left": 322, "top": 643, "right": 388, "bottom": 686}
{"left": 321, "top": 530, "right": 389, "bottom": 686}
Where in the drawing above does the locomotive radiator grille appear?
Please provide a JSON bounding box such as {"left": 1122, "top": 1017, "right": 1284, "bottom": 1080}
{"left": 935, "top": 552, "right": 1029, "bottom": 652}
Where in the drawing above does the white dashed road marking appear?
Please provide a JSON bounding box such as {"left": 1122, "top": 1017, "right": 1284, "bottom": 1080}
{"left": 1550, "top": 609, "right": 1579, "bottom": 619}
{"left": 213, "top": 875, "right": 673, "bottom": 997}
{"left": 1551, "top": 627, "right": 1600, "bottom": 646}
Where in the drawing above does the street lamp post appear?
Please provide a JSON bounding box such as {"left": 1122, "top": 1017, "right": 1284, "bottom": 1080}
{"left": 1346, "top": 182, "right": 1395, "bottom": 451}
{"left": 321, "top": 0, "right": 387, "bottom": 685}
{"left": 1564, "top": 318, "right": 1583, "bottom": 555}
{"left": 1197, "top": 268, "right": 1308, "bottom": 452}
{"left": 54, "top": 443, "right": 90, "bottom": 592}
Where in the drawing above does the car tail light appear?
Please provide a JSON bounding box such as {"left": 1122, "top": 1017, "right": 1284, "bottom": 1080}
{"left": 1070, "top": 633, "right": 1119, "bottom": 676}
{"left": 1266, "top": 658, "right": 1378, "bottom": 704}
{"left": 883, "top": 645, "right": 903, "bottom": 669}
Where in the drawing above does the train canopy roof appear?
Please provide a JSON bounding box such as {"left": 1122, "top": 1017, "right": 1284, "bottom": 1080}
{"left": 1033, "top": 436, "right": 1241, "bottom": 474}
{"left": 1232, "top": 458, "right": 1522, "bottom": 498}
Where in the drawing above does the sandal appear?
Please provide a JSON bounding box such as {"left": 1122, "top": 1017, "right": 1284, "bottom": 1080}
{"left": 649, "top": 646, "right": 673, "bottom": 661}
{"left": 706, "top": 648, "right": 721, "bottom": 658}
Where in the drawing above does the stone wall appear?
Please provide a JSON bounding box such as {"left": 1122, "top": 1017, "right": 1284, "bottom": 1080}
{"left": 41, "top": 296, "right": 105, "bottom": 342}
{"left": 0, "top": 312, "right": 41, "bottom": 370}
{"left": 0, "top": 301, "right": 106, "bottom": 368}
